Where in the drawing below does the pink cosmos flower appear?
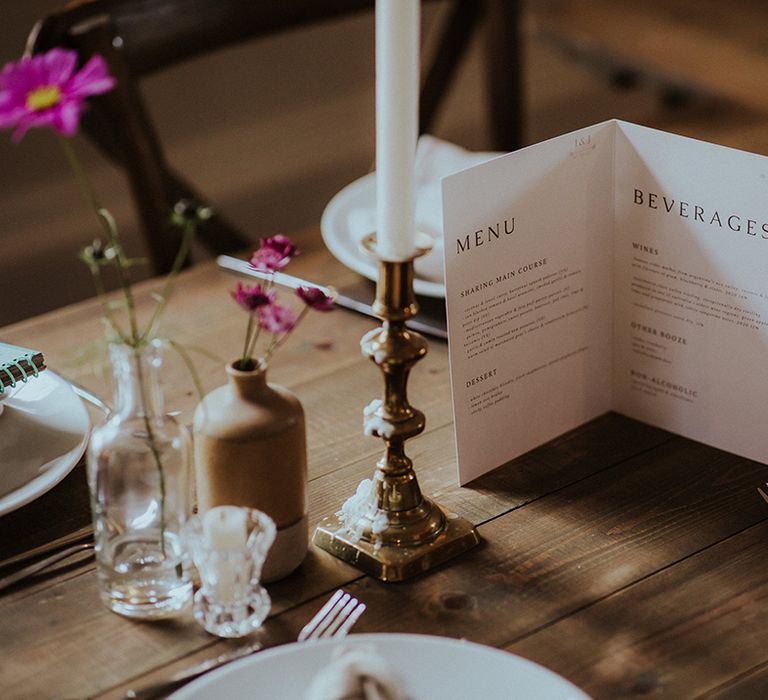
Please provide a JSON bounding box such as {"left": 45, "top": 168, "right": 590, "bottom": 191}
{"left": 230, "top": 282, "right": 273, "bottom": 312}
{"left": 0, "top": 48, "right": 115, "bottom": 142}
{"left": 258, "top": 300, "right": 298, "bottom": 334}
{"left": 296, "top": 285, "right": 335, "bottom": 312}
{"left": 249, "top": 235, "right": 299, "bottom": 272}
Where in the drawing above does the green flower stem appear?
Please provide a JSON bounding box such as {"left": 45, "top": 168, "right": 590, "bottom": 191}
{"left": 58, "top": 135, "right": 103, "bottom": 221}
{"left": 243, "top": 273, "right": 277, "bottom": 363}
{"left": 241, "top": 313, "right": 255, "bottom": 368}
{"left": 143, "top": 219, "right": 196, "bottom": 341}
{"left": 97, "top": 207, "right": 140, "bottom": 345}
{"left": 245, "top": 319, "right": 263, "bottom": 364}
{"left": 168, "top": 339, "right": 206, "bottom": 401}
{"left": 132, "top": 348, "right": 167, "bottom": 558}
{"left": 85, "top": 260, "right": 131, "bottom": 345}
{"left": 58, "top": 136, "right": 139, "bottom": 346}
{"left": 263, "top": 336, "right": 279, "bottom": 362}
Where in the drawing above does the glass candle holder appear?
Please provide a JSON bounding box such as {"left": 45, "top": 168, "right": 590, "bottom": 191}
{"left": 185, "top": 506, "right": 276, "bottom": 638}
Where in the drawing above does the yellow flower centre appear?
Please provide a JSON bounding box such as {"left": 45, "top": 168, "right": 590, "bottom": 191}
{"left": 26, "top": 85, "right": 62, "bottom": 111}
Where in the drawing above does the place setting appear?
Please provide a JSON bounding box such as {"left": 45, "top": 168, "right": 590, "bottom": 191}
{"left": 319, "top": 133, "right": 501, "bottom": 301}
{"left": 169, "top": 631, "right": 589, "bottom": 700}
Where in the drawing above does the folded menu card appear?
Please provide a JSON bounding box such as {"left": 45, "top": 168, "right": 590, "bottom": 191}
{"left": 0, "top": 342, "right": 45, "bottom": 392}
{"left": 442, "top": 119, "right": 768, "bottom": 484}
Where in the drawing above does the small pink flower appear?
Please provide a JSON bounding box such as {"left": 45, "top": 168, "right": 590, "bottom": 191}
{"left": 0, "top": 48, "right": 115, "bottom": 142}
{"left": 230, "top": 282, "right": 273, "bottom": 312}
{"left": 296, "top": 286, "right": 335, "bottom": 312}
{"left": 249, "top": 235, "right": 299, "bottom": 272}
{"left": 258, "top": 300, "right": 298, "bottom": 334}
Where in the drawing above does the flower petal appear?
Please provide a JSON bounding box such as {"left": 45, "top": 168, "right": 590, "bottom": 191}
{"left": 52, "top": 100, "right": 83, "bottom": 136}
{"left": 231, "top": 282, "right": 273, "bottom": 311}
{"left": 41, "top": 48, "right": 78, "bottom": 85}
{"left": 0, "top": 58, "right": 35, "bottom": 95}
{"left": 258, "top": 300, "right": 298, "bottom": 334}
{"left": 296, "top": 285, "right": 335, "bottom": 311}
{"left": 0, "top": 102, "right": 27, "bottom": 130}
{"left": 0, "top": 83, "right": 27, "bottom": 129}
{"left": 0, "top": 48, "right": 113, "bottom": 138}
{"left": 10, "top": 111, "right": 49, "bottom": 141}
{"left": 25, "top": 55, "right": 48, "bottom": 90}
{"left": 66, "top": 54, "right": 116, "bottom": 99}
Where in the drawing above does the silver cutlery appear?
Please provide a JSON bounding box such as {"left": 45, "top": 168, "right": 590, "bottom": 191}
{"left": 217, "top": 254, "right": 448, "bottom": 340}
{"left": 297, "top": 588, "right": 367, "bottom": 641}
{"left": 0, "top": 524, "right": 93, "bottom": 572}
{"left": 0, "top": 542, "right": 95, "bottom": 593}
{"left": 124, "top": 588, "right": 366, "bottom": 699}
{"left": 217, "top": 254, "right": 334, "bottom": 296}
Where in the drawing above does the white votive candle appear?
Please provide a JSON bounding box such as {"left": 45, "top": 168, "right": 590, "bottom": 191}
{"left": 202, "top": 506, "right": 248, "bottom": 603}
{"left": 375, "top": 0, "right": 420, "bottom": 260}
{"left": 203, "top": 506, "right": 248, "bottom": 550}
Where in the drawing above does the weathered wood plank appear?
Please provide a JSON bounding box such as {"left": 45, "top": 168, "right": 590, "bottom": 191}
{"left": 507, "top": 521, "right": 768, "bottom": 698}
{"left": 309, "top": 413, "right": 673, "bottom": 527}
{"left": 255, "top": 439, "right": 768, "bottom": 696}
{"left": 705, "top": 662, "right": 768, "bottom": 699}
{"left": 1, "top": 570, "right": 211, "bottom": 700}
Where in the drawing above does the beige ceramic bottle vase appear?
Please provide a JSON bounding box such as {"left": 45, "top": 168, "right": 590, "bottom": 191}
{"left": 193, "top": 361, "right": 307, "bottom": 582}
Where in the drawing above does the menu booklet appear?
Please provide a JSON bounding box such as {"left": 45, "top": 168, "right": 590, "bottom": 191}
{"left": 442, "top": 119, "right": 768, "bottom": 484}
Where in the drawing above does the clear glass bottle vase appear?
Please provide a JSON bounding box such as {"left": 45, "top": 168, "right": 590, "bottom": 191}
{"left": 87, "top": 340, "right": 192, "bottom": 619}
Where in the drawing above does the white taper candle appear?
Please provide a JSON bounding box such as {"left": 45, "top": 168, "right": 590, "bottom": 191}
{"left": 375, "top": 0, "right": 420, "bottom": 260}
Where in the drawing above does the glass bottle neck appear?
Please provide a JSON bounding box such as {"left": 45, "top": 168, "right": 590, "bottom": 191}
{"left": 110, "top": 341, "right": 164, "bottom": 418}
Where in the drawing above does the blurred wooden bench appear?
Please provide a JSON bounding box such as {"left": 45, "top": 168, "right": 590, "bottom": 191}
{"left": 524, "top": 0, "right": 768, "bottom": 158}
{"left": 530, "top": 0, "right": 768, "bottom": 114}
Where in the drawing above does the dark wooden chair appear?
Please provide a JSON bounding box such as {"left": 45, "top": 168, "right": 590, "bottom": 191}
{"left": 27, "top": 0, "right": 523, "bottom": 274}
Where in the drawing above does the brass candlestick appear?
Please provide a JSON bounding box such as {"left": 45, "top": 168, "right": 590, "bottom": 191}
{"left": 313, "top": 233, "right": 479, "bottom": 581}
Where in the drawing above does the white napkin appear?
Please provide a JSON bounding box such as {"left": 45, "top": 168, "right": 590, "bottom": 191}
{"left": 304, "top": 645, "right": 407, "bottom": 700}
{"left": 348, "top": 136, "right": 501, "bottom": 284}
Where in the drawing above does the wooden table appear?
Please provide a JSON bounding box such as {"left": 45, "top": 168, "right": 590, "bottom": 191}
{"left": 2, "top": 228, "right": 767, "bottom": 699}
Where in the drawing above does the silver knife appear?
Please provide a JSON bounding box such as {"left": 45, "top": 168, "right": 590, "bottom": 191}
{"left": 123, "top": 640, "right": 263, "bottom": 699}
{"left": 216, "top": 255, "right": 447, "bottom": 340}
{"left": 0, "top": 524, "right": 93, "bottom": 571}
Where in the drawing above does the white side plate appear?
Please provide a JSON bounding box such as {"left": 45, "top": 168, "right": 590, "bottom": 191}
{"left": 0, "top": 371, "right": 89, "bottom": 516}
{"left": 321, "top": 173, "right": 447, "bottom": 298}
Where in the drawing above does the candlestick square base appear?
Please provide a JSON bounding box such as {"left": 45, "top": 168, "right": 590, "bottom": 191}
{"left": 313, "top": 507, "right": 480, "bottom": 582}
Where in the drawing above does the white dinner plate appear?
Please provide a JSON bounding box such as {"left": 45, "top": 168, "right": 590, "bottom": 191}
{"left": 170, "top": 633, "right": 590, "bottom": 700}
{"left": 0, "top": 371, "right": 89, "bottom": 516}
{"left": 321, "top": 172, "right": 447, "bottom": 298}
